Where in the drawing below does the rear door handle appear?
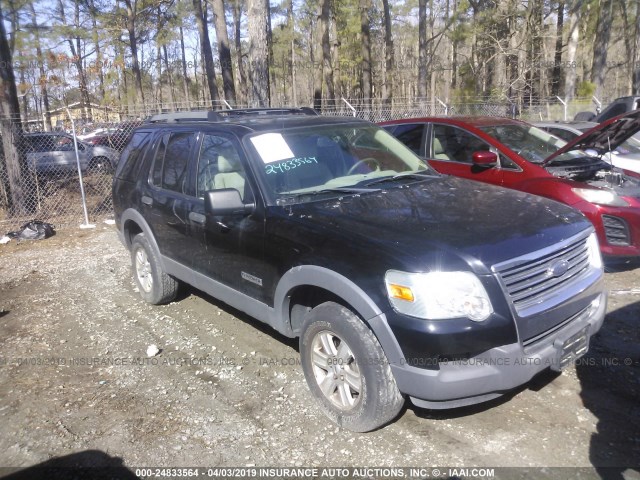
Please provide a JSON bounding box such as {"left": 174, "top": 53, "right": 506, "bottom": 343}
{"left": 141, "top": 196, "right": 153, "bottom": 206}
{"left": 189, "top": 212, "right": 206, "bottom": 224}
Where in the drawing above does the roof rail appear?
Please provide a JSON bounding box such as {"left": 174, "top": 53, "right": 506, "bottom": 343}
{"left": 146, "top": 111, "right": 222, "bottom": 123}
{"left": 145, "top": 107, "right": 319, "bottom": 124}
{"left": 219, "top": 107, "right": 319, "bottom": 117}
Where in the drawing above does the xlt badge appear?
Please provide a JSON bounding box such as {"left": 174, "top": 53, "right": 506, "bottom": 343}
{"left": 241, "top": 272, "right": 263, "bottom": 286}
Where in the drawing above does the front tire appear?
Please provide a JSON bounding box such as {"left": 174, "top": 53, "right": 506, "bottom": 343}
{"left": 131, "top": 233, "right": 178, "bottom": 304}
{"left": 300, "top": 301, "right": 404, "bottom": 432}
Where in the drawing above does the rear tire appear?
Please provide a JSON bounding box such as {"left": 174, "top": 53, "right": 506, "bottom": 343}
{"left": 88, "top": 156, "right": 113, "bottom": 173}
{"left": 299, "top": 301, "right": 404, "bottom": 432}
{"left": 131, "top": 233, "right": 178, "bottom": 304}
{"left": 574, "top": 111, "right": 596, "bottom": 122}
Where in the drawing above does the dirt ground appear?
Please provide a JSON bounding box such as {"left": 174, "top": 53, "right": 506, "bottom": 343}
{"left": 0, "top": 227, "right": 639, "bottom": 478}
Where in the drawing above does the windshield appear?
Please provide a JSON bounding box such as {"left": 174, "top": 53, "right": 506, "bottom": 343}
{"left": 245, "top": 124, "right": 433, "bottom": 204}
{"left": 479, "top": 124, "right": 587, "bottom": 163}
{"left": 614, "top": 135, "right": 640, "bottom": 155}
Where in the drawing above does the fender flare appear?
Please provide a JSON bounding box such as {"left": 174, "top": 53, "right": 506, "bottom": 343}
{"left": 119, "top": 209, "right": 164, "bottom": 266}
{"left": 273, "top": 265, "right": 405, "bottom": 365}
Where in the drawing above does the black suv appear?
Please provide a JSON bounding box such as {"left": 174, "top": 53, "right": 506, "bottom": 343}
{"left": 113, "top": 109, "right": 606, "bottom": 432}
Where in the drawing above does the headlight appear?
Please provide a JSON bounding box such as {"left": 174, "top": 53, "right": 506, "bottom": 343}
{"left": 572, "top": 188, "right": 629, "bottom": 207}
{"left": 586, "top": 231, "right": 603, "bottom": 270}
{"left": 385, "top": 270, "right": 493, "bottom": 322}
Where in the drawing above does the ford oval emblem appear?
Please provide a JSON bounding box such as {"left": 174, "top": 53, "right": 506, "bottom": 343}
{"left": 547, "top": 259, "right": 570, "bottom": 278}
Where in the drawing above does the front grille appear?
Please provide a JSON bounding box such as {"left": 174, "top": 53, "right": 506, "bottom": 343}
{"left": 494, "top": 235, "right": 590, "bottom": 315}
{"left": 602, "top": 215, "right": 630, "bottom": 246}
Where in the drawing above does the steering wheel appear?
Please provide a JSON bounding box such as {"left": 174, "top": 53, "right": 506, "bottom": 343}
{"left": 347, "top": 157, "right": 381, "bottom": 175}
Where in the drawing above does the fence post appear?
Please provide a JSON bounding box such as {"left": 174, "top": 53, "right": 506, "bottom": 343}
{"left": 592, "top": 96, "right": 602, "bottom": 115}
{"left": 556, "top": 96, "right": 567, "bottom": 121}
{"left": 65, "top": 107, "right": 95, "bottom": 230}
{"left": 436, "top": 98, "right": 448, "bottom": 116}
{"left": 341, "top": 97, "right": 357, "bottom": 117}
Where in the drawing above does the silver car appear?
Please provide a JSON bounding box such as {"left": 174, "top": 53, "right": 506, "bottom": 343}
{"left": 25, "top": 132, "right": 120, "bottom": 174}
{"left": 535, "top": 121, "right": 640, "bottom": 175}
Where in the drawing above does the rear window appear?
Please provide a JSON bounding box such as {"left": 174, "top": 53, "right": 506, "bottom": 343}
{"left": 116, "top": 131, "right": 151, "bottom": 181}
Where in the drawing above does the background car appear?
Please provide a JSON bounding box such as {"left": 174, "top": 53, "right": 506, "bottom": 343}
{"left": 25, "top": 132, "right": 120, "bottom": 174}
{"left": 78, "top": 127, "right": 117, "bottom": 143}
{"left": 381, "top": 112, "right": 640, "bottom": 260}
{"left": 535, "top": 121, "right": 640, "bottom": 175}
{"left": 574, "top": 95, "right": 640, "bottom": 123}
{"left": 90, "top": 121, "right": 143, "bottom": 151}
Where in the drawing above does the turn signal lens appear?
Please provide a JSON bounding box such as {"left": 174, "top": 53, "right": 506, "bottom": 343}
{"left": 388, "top": 284, "right": 415, "bottom": 302}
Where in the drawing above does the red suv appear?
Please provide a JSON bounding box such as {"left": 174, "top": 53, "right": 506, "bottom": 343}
{"left": 381, "top": 113, "right": 640, "bottom": 259}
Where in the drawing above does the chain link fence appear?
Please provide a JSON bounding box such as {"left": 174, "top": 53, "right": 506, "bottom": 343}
{"left": 0, "top": 96, "right": 609, "bottom": 233}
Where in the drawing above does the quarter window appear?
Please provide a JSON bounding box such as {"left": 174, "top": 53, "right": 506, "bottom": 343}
{"left": 391, "top": 124, "right": 424, "bottom": 155}
{"left": 117, "top": 131, "right": 150, "bottom": 181}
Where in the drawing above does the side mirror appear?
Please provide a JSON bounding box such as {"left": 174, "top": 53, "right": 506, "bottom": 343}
{"left": 205, "top": 188, "right": 255, "bottom": 216}
{"left": 472, "top": 151, "right": 498, "bottom": 168}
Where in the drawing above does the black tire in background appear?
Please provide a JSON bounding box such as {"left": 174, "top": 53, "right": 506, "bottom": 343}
{"left": 130, "top": 233, "right": 179, "bottom": 305}
{"left": 574, "top": 111, "right": 596, "bottom": 122}
{"left": 299, "top": 301, "right": 404, "bottom": 432}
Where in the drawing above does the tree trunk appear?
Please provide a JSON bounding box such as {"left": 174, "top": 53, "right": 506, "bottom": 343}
{"left": 247, "top": 0, "right": 270, "bottom": 107}
{"left": 551, "top": 1, "right": 565, "bottom": 97}
{"left": 359, "top": 0, "right": 372, "bottom": 104}
{"left": 285, "top": 0, "right": 296, "bottom": 105}
{"left": 179, "top": 26, "right": 191, "bottom": 107}
{"left": 123, "top": 0, "right": 145, "bottom": 105}
{"left": 232, "top": 0, "right": 247, "bottom": 105}
{"left": 58, "top": 0, "right": 93, "bottom": 118}
{"left": 162, "top": 44, "right": 177, "bottom": 108}
{"left": 634, "top": 0, "right": 640, "bottom": 94}
{"left": 156, "top": 45, "right": 163, "bottom": 106}
{"left": 29, "top": 3, "right": 52, "bottom": 131}
{"left": 87, "top": 0, "right": 105, "bottom": 100}
{"left": 321, "top": 0, "right": 334, "bottom": 106}
{"left": 312, "top": 2, "right": 323, "bottom": 110}
{"left": 0, "top": 3, "right": 27, "bottom": 215}
{"left": 417, "top": 0, "right": 427, "bottom": 99}
{"left": 330, "top": 3, "right": 339, "bottom": 100}
{"left": 193, "top": 0, "right": 220, "bottom": 108}
{"left": 564, "top": 0, "right": 580, "bottom": 99}
{"left": 210, "top": 0, "right": 236, "bottom": 104}
{"left": 381, "top": 0, "right": 393, "bottom": 104}
{"left": 590, "top": 0, "right": 613, "bottom": 99}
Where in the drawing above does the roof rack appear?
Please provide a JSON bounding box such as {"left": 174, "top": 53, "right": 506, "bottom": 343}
{"left": 219, "top": 107, "right": 319, "bottom": 117}
{"left": 146, "top": 111, "right": 222, "bottom": 123}
{"left": 146, "top": 107, "right": 318, "bottom": 123}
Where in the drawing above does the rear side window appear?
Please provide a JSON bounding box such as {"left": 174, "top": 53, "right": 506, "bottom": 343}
{"left": 150, "top": 132, "right": 196, "bottom": 193}
{"left": 116, "top": 131, "right": 151, "bottom": 181}
{"left": 545, "top": 127, "right": 577, "bottom": 143}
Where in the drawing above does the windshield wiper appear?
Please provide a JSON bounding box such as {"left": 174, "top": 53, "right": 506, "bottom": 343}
{"left": 361, "top": 172, "right": 437, "bottom": 187}
{"left": 276, "top": 187, "right": 380, "bottom": 205}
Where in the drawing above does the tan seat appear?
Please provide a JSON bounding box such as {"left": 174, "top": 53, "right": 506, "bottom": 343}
{"left": 432, "top": 137, "right": 450, "bottom": 160}
{"left": 214, "top": 155, "right": 246, "bottom": 199}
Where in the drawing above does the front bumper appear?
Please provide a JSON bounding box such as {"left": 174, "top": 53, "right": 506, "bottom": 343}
{"left": 578, "top": 201, "right": 640, "bottom": 258}
{"left": 377, "top": 289, "right": 606, "bottom": 409}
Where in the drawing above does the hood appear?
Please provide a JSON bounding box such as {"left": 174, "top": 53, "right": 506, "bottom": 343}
{"left": 545, "top": 110, "right": 640, "bottom": 164}
{"left": 287, "top": 176, "right": 590, "bottom": 272}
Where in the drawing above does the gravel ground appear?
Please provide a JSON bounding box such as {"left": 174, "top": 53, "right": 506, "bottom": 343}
{"left": 0, "top": 227, "right": 639, "bottom": 478}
